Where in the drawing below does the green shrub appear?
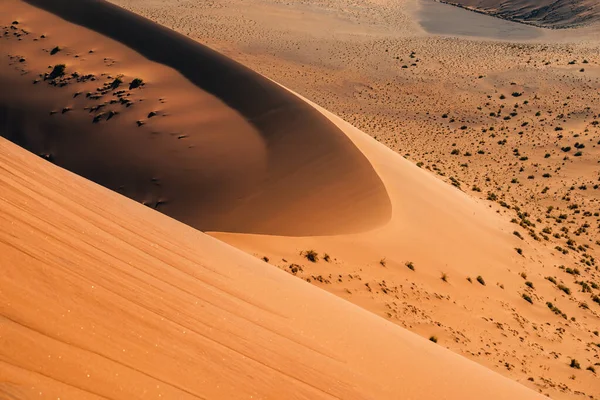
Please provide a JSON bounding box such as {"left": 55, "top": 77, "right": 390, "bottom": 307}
{"left": 557, "top": 284, "right": 571, "bottom": 295}
{"left": 546, "top": 302, "right": 566, "bottom": 319}
{"left": 546, "top": 276, "right": 557, "bottom": 284}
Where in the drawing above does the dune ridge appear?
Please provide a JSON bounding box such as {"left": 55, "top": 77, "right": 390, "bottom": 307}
{"left": 1, "top": 0, "right": 391, "bottom": 236}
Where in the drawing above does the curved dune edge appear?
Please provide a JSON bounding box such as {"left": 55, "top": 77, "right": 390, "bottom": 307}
{"left": 210, "top": 84, "right": 598, "bottom": 400}
{"left": 0, "top": 136, "right": 549, "bottom": 400}
{"left": 0, "top": 0, "right": 391, "bottom": 237}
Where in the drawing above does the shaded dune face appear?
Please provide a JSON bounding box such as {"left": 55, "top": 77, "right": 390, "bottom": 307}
{"left": 0, "top": 0, "right": 391, "bottom": 236}
{"left": 442, "top": 0, "right": 600, "bottom": 28}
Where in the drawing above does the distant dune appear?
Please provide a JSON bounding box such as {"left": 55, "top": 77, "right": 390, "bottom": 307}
{"left": 1, "top": 0, "right": 391, "bottom": 236}
{"left": 440, "top": 0, "right": 600, "bottom": 28}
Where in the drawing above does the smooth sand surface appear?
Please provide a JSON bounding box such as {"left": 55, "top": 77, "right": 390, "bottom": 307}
{"left": 0, "top": 135, "right": 551, "bottom": 399}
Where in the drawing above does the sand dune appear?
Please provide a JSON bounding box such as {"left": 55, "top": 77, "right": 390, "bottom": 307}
{"left": 1, "top": 0, "right": 391, "bottom": 236}
{"left": 215, "top": 96, "right": 600, "bottom": 399}
{"left": 439, "top": 0, "right": 600, "bottom": 28}
{"left": 0, "top": 135, "right": 550, "bottom": 399}
{"left": 2, "top": 0, "right": 599, "bottom": 399}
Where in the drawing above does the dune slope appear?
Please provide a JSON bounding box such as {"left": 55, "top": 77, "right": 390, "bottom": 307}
{"left": 0, "top": 137, "right": 550, "bottom": 399}
{"left": 92, "top": 0, "right": 600, "bottom": 398}
{"left": 213, "top": 95, "right": 600, "bottom": 399}
{"left": 0, "top": 0, "right": 391, "bottom": 236}
{"left": 440, "top": 0, "right": 600, "bottom": 28}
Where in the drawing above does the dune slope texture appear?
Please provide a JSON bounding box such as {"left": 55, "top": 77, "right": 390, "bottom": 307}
{"left": 0, "top": 137, "right": 551, "bottom": 399}
{"left": 0, "top": 0, "right": 391, "bottom": 236}
{"left": 440, "top": 0, "right": 600, "bottom": 28}
{"left": 94, "top": 0, "right": 600, "bottom": 398}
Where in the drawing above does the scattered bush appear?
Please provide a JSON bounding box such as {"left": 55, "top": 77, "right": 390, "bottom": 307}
{"left": 303, "top": 250, "right": 318, "bottom": 263}
{"left": 570, "top": 359, "right": 581, "bottom": 369}
{"left": 476, "top": 276, "right": 486, "bottom": 286}
{"left": 429, "top": 336, "right": 438, "bottom": 343}
{"left": 110, "top": 76, "right": 123, "bottom": 89}
{"left": 406, "top": 261, "right": 415, "bottom": 271}
{"left": 129, "top": 78, "right": 144, "bottom": 89}
{"left": 48, "top": 64, "right": 66, "bottom": 79}
{"left": 557, "top": 284, "right": 571, "bottom": 295}
{"left": 546, "top": 302, "right": 566, "bottom": 319}
{"left": 565, "top": 267, "right": 580, "bottom": 275}
{"left": 522, "top": 293, "right": 533, "bottom": 304}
